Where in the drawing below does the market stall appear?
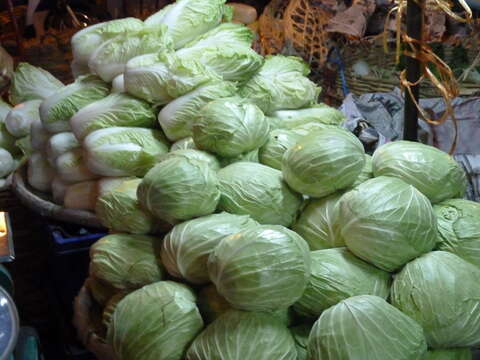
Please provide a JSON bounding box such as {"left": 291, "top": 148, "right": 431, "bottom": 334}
{"left": 0, "top": 0, "right": 480, "bottom": 359}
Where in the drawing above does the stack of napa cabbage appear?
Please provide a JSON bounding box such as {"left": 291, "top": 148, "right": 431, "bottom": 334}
{"left": 8, "top": 0, "right": 480, "bottom": 359}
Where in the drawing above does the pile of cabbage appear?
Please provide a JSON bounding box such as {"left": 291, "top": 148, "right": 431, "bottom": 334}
{"left": 10, "top": 0, "right": 480, "bottom": 359}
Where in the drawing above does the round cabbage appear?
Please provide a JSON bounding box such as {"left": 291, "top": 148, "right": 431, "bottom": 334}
{"left": 292, "top": 192, "right": 344, "bottom": 250}
{"left": 96, "top": 178, "right": 156, "bottom": 234}
{"left": 137, "top": 157, "right": 220, "bottom": 224}
{"left": 372, "top": 141, "right": 466, "bottom": 203}
{"left": 294, "top": 248, "right": 391, "bottom": 318}
{"left": 282, "top": 128, "right": 365, "bottom": 197}
{"left": 434, "top": 199, "right": 480, "bottom": 267}
{"left": 423, "top": 349, "right": 472, "bottom": 360}
{"left": 308, "top": 295, "right": 427, "bottom": 360}
{"left": 186, "top": 310, "right": 297, "bottom": 360}
{"left": 217, "top": 162, "right": 302, "bottom": 227}
{"left": 258, "top": 129, "right": 301, "bottom": 170}
{"left": 108, "top": 281, "right": 203, "bottom": 360}
{"left": 291, "top": 325, "right": 311, "bottom": 360}
{"left": 159, "top": 149, "right": 220, "bottom": 171}
{"left": 339, "top": 176, "right": 437, "bottom": 271}
{"left": 161, "top": 212, "right": 258, "bottom": 284}
{"left": 89, "top": 234, "right": 163, "bottom": 291}
{"left": 192, "top": 97, "right": 269, "bottom": 157}
{"left": 208, "top": 225, "right": 311, "bottom": 311}
{"left": 197, "top": 284, "right": 293, "bottom": 326}
{"left": 391, "top": 251, "right": 480, "bottom": 348}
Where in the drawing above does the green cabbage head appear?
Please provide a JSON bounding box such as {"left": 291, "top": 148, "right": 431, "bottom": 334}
{"left": 96, "top": 178, "right": 156, "bottom": 235}
{"left": 391, "top": 251, "right": 480, "bottom": 348}
{"left": 259, "top": 129, "right": 301, "bottom": 170}
{"left": 308, "top": 295, "right": 427, "bottom": 360}
{"left": 89, "top": 234, "right": 163, "bottom": 291}
{"left": 108, "top": 281, "right": 203, "bottom": 360}
{"left": 208, "top": 225, "right": 311, "bottom": 311}
{"left": 186, "top": 310, "right": 297, "bottom": 360}
{"left": 434, "top": 199, "right": 480, "bottom": 267}
{"left": 373, "top": 141, "right": 466, "bottom": 203}
{"left": 291, "top": 325, "right": 311, "bottom": 360}
{"left": 217, "top": 162, "right": 302, "bottom": 227}
{"left": 282, "top": 127, "right": 365, "bottom": 197}
{"left": 294, "top": 248, "right": 391, "bottom": 318}
{"left": 292, "top": 192, "right": 344, "bottom": 250}
{"left": 193, "top": 97, "right": 270, "bottom": 157}
{"left": 137, "top": 157, "right": 220, "bottom": 224}
{"left": 159, "top": 149, "right": 220, "bottom": 171}
{"left": 339, "top": 176, "right": 437, "bottom": 271}
{"left": 161, "top": 212, "right": 258, "bottom": 284}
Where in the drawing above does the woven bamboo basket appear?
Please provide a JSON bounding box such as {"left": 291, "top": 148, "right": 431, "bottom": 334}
{"left": 257, "top": 0, "right": 480, "bottom": 100}
{"left": 11, "top": 164, "right": 103, "bottom": 229}
{"left": 74, "top": 285, "right": 116, "bottom": 360}
{"left": 335, "top": 39, "right": 480, "bottom": 99}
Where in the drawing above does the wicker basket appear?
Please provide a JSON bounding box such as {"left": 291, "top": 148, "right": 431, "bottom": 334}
{"left": 335, "top": 39, "right": 480, "bottom": 99}
{"left": 11, "top": 164, "right": 103, "bottom": 229}
{"left": 73, "top": 285, "right": 116, "bottom": 360}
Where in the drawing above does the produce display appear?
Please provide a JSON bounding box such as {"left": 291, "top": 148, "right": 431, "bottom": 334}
{"left": 1, "top": 0, "right": 477, "bottom": 359}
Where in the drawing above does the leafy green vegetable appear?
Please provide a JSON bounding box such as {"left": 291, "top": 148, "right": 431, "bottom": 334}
{"left": 161, "top": 212, "right": 258, "bottom": 284}
{"left": 70, "top": 93, "right": 157, "bottom": 140}
{"left": 240, "top": 55, "right": 320, "bottom": 114}
{"left": 217, "top": 162, "right": 302, "bottom": 226}
{"left": 208, "top": 224, "right": 311, "bottom": 311}
{"left": 84, "top": 127, "right": 169, "bottom": 177}
{"left": 89, "top": 234, "right": 164, "bottom": 291}
{"left": 137, "top": 157, "right": 220, "bottom": 224}
{"left": 40, "top": 75, "right": 110, "bottom": 133}
{"left": 423, "top": 348, "right": 472, "bottom": 360}
{"left": 258, "top": 129, "right": 301, "bottom": 170}
{"left": 193, "top": 97, "right": 270, "bottom": 157}
{"left": 292, "top": 192, "right": 344, "bottom": 250}
{"left": 96, "top": 178, "right": 156, "bottom": 234}
{"left": 186, "top": 310, "right": 297, "bottom": 360}
{"left": 308, "top": 295, "right": 427, "bottom": 360}
{"left": 159, "top": 149, "right": 220, "bottom": 171}
{"left": 144, "top": 0, "right": 230, "bottom": 49}
{"left": 9, "top": 63, "right": 64, "bottom": 105}
{"left": 89, "top": 27, "right": 173, "bottom": 82}
{"left": 434, "top": 199, "right": 480, "bottom": 267}
{"left": 339, "top": 176, "right": 437, "bottom": 271}
{"left": 108, "top": 281, "right": 203, "bottom": 360}
{"left": 391, "top": 251, "right": 480, "bottom": 348}
{"left": 294, "top": 248, "right": 391, "bottom": 318}
{"left": 158, "top": 81, "right": 236, "bottom": 141}
{"left": 372, "top": 141, "right": 466, "bottom": 203}
{"left": 5, "top": 100, "right": 42, "bottom": 138}
{"left": 269, "top": 104, "right": 345, "bottom": 129}
{"left": 282, "top": 127, "right": 365, "bottom": 197}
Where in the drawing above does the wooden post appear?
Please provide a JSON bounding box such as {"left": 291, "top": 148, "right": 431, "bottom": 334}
{"left": 6, "top": 0, "right": 23, "bottom": 56}
{"left": 403, "top": 0, "right": 424, "bottom": 141}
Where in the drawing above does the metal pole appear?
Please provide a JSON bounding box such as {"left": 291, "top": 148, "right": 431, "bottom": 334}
{"left": 403, "top": 0, "right": 424, "bottom": 141}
